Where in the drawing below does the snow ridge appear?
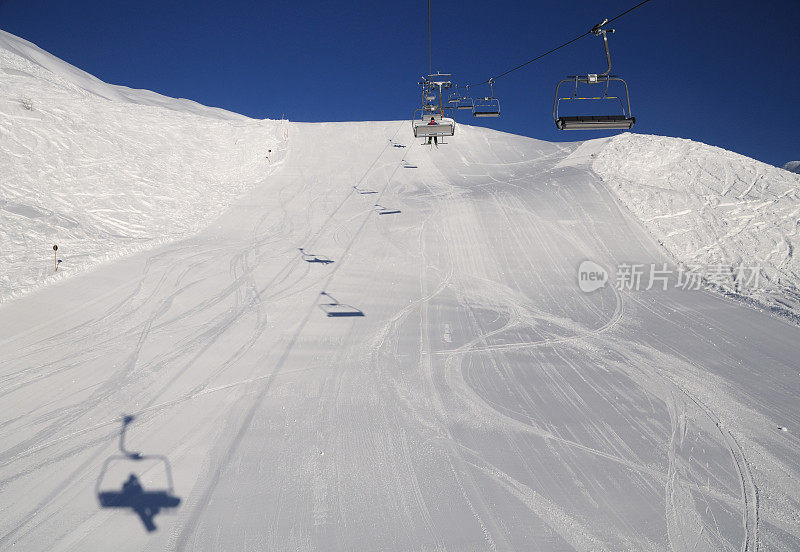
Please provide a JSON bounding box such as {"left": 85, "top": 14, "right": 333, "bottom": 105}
{"left": 594, "top": 133, "right": 800, "bottom": 317}
{"left": 0, "top": 31, "right": 288, "bottom": 303}
{"left": 0, "top": 29, "right": 245, "bottom": 120}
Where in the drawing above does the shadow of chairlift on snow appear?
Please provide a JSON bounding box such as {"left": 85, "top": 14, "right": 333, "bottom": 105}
{"left": 353, "top": 185, "right": 378, "bottom": 195}
{"left": 389, "top": 139, "right": 406, "bottom": 148}
{"left": 96, "top": 414, "right": 181, "bottom": 532}
{"left": 318, "top": 291, "right": 364, "bottom": 317}
{"left": 401, "top": 161, "right": 417, "bottom": 169}
{"left": 299, "top": 248, "right": 334, "bottom": 264}
{"left": 375, "top": 204, "right": 401, "bottom": 215}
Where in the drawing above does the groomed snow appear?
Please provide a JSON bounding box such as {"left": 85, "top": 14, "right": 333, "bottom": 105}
{"left": 2, "top": 30, "right": 800, "bottom": 552}
{"left": 594, "top": 133, "right": 800, "bottom": 318}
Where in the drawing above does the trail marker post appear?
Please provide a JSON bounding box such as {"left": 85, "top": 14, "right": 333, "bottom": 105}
{"left": 53, "top": 245, "right": 58, "bottom": 272}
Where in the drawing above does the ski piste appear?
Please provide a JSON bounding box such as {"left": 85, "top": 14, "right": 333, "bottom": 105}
{"left": 2, "top": 28, "right": 800, "bottom": 552}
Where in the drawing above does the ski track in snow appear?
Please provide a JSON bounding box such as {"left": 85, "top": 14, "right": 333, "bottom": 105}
{"left": 0, "top": 31, "right": 287, "bottom": 305}
{"left": 2, "top": 30, "right": 800, "bottom": 552}
{"left": 594, "top": 134, "right": 800, "bottom": 320}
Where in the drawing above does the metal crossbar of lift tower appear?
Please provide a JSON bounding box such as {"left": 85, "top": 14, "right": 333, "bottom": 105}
{"left": 426, "top": 73, "right": 451, "bottom": 85}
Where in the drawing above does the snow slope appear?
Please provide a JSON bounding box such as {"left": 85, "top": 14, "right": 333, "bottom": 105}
{"left": 595, "top": 134, "right": 800, "bottom": 317}
{"left": 2, "top": 31, "right": 800, "bottom": 552}
{"left": 783, "top": 161, "right": 800, "bottom": 174}
{"left": 0, "top": 30, "right": 246, "bottom": 120}
{"left": 0, "top": 30, "right": 288, "bottom": 303}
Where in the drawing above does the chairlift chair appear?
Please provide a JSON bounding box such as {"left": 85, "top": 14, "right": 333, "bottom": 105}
{"left": 472, "top": 79, "right": 501, "bottom": 117}
{"left": 446, "top": 85, "right": 461, "bottom": 106}
{"left": 455, "top": 85, "right": 475, "bottom": 110}
{"left": 412, "top": 74, "right": 456, "bottom": 139}
{"left": 447, "top": 84, "right": 472, "bottom": 110}
{"left": 473, "top": 97, "right": 501, "bottom": 117}
{"left": 412, "top": 111, "right": 455, "bottom": 138}
{"left": 553, "top": 22, "right": 634, "bottom": 130}
{"left": 457, "top": 97, "right": 474, "bottom": 110}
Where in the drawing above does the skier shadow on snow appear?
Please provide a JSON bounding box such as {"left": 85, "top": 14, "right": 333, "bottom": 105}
{"left": 95, "top": 414, "right": 181, "bottom": 532}
{"left": 318, "top": 291, "right": 364, "bottom": 317}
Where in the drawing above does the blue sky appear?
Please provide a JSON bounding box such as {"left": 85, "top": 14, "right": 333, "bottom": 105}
{"left": 1, "top": 0, "right": 798, "bottom": 166}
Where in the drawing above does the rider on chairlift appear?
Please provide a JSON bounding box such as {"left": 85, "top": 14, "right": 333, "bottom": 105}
{"left": 426, "top": 116, "right": 439, "bottom": 146}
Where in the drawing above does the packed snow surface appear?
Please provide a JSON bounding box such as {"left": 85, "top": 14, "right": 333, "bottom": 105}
{"left": 2, "top": 30, "right": 800, "bottom": 552}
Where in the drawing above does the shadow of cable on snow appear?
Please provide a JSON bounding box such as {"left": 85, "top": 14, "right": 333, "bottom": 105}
{"left": 96, "top": 414, "right": 181, "bottom": 532}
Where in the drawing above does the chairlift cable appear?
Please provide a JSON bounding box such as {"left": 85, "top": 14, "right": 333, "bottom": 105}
{"left": 466, "top": 0, "right": 655, "bottom": 87}
{"left": 604, "top": 0, "right": 655, "bottom": 25}
{"left": 428, "top": 0, "right": 432, "bottom": 75}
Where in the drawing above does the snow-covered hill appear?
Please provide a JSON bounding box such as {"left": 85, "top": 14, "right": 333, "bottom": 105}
{"left": 0, "top": 30, "right": 246, "bottom": 120}
{"left": 2, "top": 31, "right": 800, "bottom": 552}
{"left": 783, "top": 161, "right": 800, "bottom": 174}
{"left": 0, "top": 30, "right": 288, "bottom": 303}
{"left": 595, "top": 134, "right": 800, "bottom": 318}
{"left": 4, "top": 28, "right": 800, "bottom": 319}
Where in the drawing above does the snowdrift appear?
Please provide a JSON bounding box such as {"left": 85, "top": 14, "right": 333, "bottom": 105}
{"left": 0, "top": 30, "right": 288, "bottom": 303}
{"left": 595, "top": 134, "right": 800, "bottom": 317}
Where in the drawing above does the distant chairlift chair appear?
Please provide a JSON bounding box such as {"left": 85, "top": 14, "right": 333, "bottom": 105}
{"left": 553, "top": 21, "right": 635, "bottom": 130}
{"left": 412, "top": 73, "right": 456, "bottom": 139}
{"left": 456, "top": 85, "right": 475, "bottom": 111}
{"left": 472, "top": 79, "right": 500, "bottom": 118}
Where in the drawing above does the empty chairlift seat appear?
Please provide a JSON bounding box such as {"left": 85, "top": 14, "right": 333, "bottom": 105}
{"left": 553, "top": 25, "right": 636, "bottom": 131}
{"left": 553, "top": 76, "right": 635, "bottom": 131}
{"left": 456, "top": 97, "right": 474, "bottom": 110}
{"left": 448, "top": 87, "right": 474, "bottom": 110}
{"left": 556, "top": 114, "right": 635, "bottom": 130}
{"left": 472, "top": 97, "right": 500, "bottom": 117}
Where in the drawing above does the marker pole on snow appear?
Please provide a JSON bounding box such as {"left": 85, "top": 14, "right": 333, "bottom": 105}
{"left": 53, "top": 245, "right": 58, "bottom": 272}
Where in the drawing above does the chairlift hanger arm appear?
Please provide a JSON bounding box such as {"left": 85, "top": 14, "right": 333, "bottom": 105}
{"left": 595, "top": 27, "right": 615, "bottom": 77}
